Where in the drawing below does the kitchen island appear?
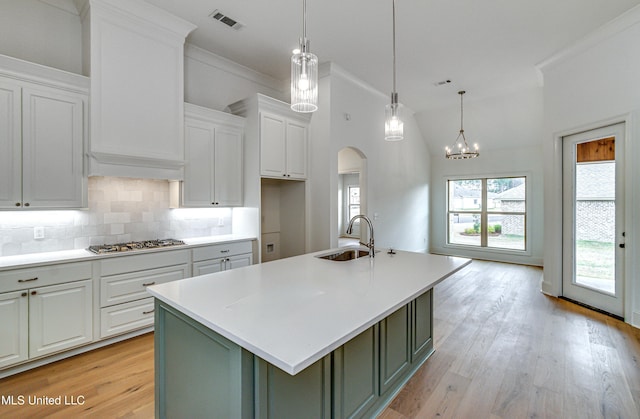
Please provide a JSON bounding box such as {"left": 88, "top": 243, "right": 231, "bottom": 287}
{"left": 147, "top": 248, "right": 470, "bottom": 418}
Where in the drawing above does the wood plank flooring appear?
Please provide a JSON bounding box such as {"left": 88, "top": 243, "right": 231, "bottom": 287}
{"left": 1, "top": 260, "right": 639, "bottom": 418}
{"left": 380, "top": 260, "right": 640, "bottom": 419}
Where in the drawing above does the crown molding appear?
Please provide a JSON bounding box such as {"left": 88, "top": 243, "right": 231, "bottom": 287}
{"left": 536, "top": 4, "right": 640, "bottom": 82}
{"left": 185, "top": 44, "right": 285, "bottom": 92}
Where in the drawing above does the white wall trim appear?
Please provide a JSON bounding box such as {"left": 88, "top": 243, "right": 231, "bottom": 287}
{"left": 536, "top": 4, "right": 640, "bottom": 81}
{"left": 185, "top": 44, "right": 285, "bottom": 93}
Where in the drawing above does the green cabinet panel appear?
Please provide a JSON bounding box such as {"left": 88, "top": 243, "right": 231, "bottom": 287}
{"left": 334, "top": 326, "right": 379, "bottom": 419}
{"left": 255, "top": 355, "right": 331, "bottom": 419}
{"left": 412, "top": 289, "right": 433, "bottom": 361}
{"left": 155, "top": 302, "right": 253, "bottom": 419}
{"left": 154, "top": 288, "right": 437, "bottom": 419}
{"left": 379, "top": 304, "right": 410, "bottom": 395}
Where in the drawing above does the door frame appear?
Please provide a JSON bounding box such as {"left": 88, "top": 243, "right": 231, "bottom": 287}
{"left": 562, "top": 122, "right": 625, "bottom": 317}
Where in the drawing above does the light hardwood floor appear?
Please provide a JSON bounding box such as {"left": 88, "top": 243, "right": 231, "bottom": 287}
{"left": 1, "top": 260, "right": 639, "bottom": 418}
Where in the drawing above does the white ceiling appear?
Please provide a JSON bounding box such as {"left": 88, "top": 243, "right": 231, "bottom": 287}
{"left": 144, "top": 0, "right": 640, "bottom": 113}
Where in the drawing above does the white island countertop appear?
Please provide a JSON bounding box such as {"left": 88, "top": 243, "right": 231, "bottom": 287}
{"left": 148, "top": 248, "right": 471, "bottom": 375}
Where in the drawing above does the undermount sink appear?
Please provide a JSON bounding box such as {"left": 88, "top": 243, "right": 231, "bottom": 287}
{"left": 316, "top": 248, "right": 370, "bottom": 261}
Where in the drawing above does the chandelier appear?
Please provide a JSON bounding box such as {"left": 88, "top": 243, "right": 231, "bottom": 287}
{"left": 445, "top": 90, "right": 479, "bottom": 159}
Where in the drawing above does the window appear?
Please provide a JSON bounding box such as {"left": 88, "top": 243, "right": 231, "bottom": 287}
{"left": 348, "top": 186, "right": 360, "bottom": 222}
{"left": 447, "top": 177, "right": 526, "bottom": 251}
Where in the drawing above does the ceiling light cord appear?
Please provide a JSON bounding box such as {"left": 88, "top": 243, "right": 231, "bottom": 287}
{"left": 392, "top": 0, "right": 397, "bottom": 97}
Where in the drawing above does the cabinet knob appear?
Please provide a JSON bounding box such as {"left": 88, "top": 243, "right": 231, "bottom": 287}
{"left": 24, "top": 203, "right": 30, "bottom": 207}
{"left": 31, "top": 291, "right": 37, "bottom": 296}
{"left": 15, "top": 202, "right": 21, "bottom": 207}
{"left": 21, "top": 292, "right": 27, "bottom": 297}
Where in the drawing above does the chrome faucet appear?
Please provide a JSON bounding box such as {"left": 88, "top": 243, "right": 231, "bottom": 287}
{"left": 346, "top": 215, "right": 375, "bottom": 257}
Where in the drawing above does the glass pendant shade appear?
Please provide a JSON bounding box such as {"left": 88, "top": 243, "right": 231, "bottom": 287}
{"left": 291, "top": 46, "right": 318, "bottom": 113}
{"left": 385, "top": 100, "right": 404, "bottom": 141}
{"left": 291, "top": 0, "right": 318, "bottom": 113}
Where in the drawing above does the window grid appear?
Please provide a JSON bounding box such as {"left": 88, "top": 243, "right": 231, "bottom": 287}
{"left": 447, "top": 177, "right": 527, "bottom": 251}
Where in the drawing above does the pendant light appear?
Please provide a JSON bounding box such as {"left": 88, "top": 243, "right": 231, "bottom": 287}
{"left": 445, "top": 91, "right": 479, "bottom": 159}
{"left": 291, "top": 0, "right": 318, "bottom": 113}
{"left": 384, "top": 0, "right": 403, "bottom": 141}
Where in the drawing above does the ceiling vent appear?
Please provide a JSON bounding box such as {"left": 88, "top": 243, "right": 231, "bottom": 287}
{"left": 210, "top": 10, "right": 244, "bottom": 30}
{"left": 433, "top": 79, "right": 452, "bottom": 87}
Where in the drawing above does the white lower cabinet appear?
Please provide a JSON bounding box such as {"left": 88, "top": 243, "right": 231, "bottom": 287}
{"left": 192, "top": 241, "right": 253, "bottom": 276}
{"left": 98, "top": 250, "right": 190, "bottom": 339}
{"left": 29, "top": 280, "right": 93, "bottom": 359}
{"left": 1, "top": 240, "right": 255, "bottom": 372}
{"left": 0, "top": 280, "right": 93, "bottom": 369}
{"left": 0, "top": 291, "right": 28, "bottom": 368}
{"left": 0, "top": 262, "right": 93, "bottom": 370}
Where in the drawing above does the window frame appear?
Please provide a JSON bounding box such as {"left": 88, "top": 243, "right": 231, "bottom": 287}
{"left": 445, "top": 174, "right": 530, "bottom": 255}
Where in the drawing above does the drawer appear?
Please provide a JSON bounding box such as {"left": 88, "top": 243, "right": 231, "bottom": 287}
{"left": 192, "top": 241, "right": 252, "bottom": 262}
{"left": 101, "top": 265, "right": 188, "bottom": 307}
{"left": 100, "top": 297, "right": 155, "bottom": 338}
{"left": 100, "top": 249, "right": 189, "bottom": 276}
{"left": 0, "top": 262, "right": 92, "bottom": 294}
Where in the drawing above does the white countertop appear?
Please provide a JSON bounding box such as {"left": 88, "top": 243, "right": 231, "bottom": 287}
{"left": 0, "top": 234, "right": 256, "bottom": 271}
{"left": 147, "top": 248, "right": 471, "bottom": 375}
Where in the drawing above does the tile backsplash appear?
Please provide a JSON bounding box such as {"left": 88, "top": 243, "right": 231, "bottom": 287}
{"left": 0, "top": 177, "right": 233, "bottom": 257}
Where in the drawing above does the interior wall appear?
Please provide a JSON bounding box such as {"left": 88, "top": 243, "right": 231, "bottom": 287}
{"left": 539, "top": 7, "right": 640, "bottom": 325}
{"left": 0, "top": 0, "right": 83, "bottom": 75}
{"left": 184, "top": 45, "right": 286, "bottom": 112}
{"left": 429, "top": 145, "right": 544, "bottom": 266}
{"left": 418, "top": 87, "right": 545, "bottom": 265}
{"left": 309, "top": 63, "right": 431, "bottom": 253}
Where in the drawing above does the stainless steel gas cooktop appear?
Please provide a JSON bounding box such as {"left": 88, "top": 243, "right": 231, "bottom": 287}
{"left": 87, "top": 238, "right": 186, "bottom": 254}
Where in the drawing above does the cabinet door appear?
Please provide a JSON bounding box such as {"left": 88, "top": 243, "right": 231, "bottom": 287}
{"left": 183, "top": 118, "right": 215, "bottom": 207}
{"left": 255, "top": 356, "right": 331, "bottom": 419}
{"left": 214, "top": 127, "right": 243, "bottom": 206}
{"left": 333, "top": 326, "right": 379, "bottom": 419}
{"left": 260, "top": 112, "right": 286, "bottom": 177}
{"left": 226, "top": 254, "right": 253, "bottom": 270}
{"left": 193, "top": 258, "right": 226, "bottom": 276}
{"left": 412, "top": 290, "right": 433, "bottom": 362}
{"left": 285, "top": 120, "right": 308, "bottom": 179}
{"left": 379, "top": 304, "right": 410, "bottom": 395}
{"left": 0, "top": 291, "right": 28, "bottom": 368}
{"left": 29, "top": 280, "right": 93, "bottom": 359}
{"left": 0, "top": 80, "right": 22, "bottom": 208}
{"left": 22, "top": 86, "right": 85, "bottom": 208}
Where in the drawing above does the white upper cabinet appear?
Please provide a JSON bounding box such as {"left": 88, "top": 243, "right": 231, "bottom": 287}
{"left": 172, "top": 103, "right": 245, "bottom": 208}
{"left": 229, "top": 94, "right": 311, "bottom": 181}
{"left": 82, "top": 0, "right": 196, "bottom": 180}
{"left": 0, "top": 80, "right": 21, "bottom": 208}
{"left": 0, "top": 55, "right": 88, "bottom": 210}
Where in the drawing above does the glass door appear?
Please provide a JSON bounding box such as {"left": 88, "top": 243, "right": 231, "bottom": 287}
{"left": 562, "top": 123, "right": 625, "bottom": 317}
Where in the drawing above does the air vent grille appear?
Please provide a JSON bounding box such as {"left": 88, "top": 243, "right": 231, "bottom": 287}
{"left": 210, "top": 9, "right": 244, "bottom": 30}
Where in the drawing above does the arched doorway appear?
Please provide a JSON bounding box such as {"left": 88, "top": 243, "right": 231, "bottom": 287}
{"left": 338, "top": 147, "right": 367, "bottom": 246}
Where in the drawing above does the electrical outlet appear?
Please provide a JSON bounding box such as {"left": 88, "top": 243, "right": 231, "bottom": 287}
{"left": 218, "top": 217, "right": 224, "bottom": 227}
{"left": 34, "top": 226, "right": 45, "bottom": 239}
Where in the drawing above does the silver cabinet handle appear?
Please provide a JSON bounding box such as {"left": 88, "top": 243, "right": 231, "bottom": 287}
{"left": 18, "top": 277, "right": 38, "bottom": 283}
